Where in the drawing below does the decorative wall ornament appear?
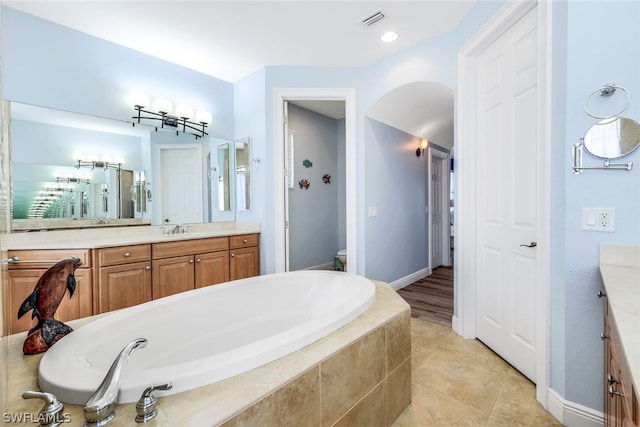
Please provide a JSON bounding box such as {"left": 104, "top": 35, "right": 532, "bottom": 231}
{"left": 322, "top": 174, "right": 331, "bottom": 184}
{"left": 17, "top": 257, "right": 82, "bottom": 354}
{"left": 302, "top": 159, "right": 313, "bottom": 168}
{"left": 299, "top": 179, "right": 310, "bottom": 189}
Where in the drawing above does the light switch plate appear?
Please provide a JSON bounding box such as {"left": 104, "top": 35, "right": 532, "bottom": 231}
{"left": 581, "top": 207, "right": 615, "bottom": 232}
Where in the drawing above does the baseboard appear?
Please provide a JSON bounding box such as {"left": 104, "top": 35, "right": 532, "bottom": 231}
{"left": 451, "top": 315, "right": 460, "bottom": 335}
{"left": 389, "top": 267, "right": 431, "bottom": 291}
{"left": 304, "top": 262, "right": 335, "bottom": 271}
{"left": 547, "top": 388, "right": 604, "bottom": 427}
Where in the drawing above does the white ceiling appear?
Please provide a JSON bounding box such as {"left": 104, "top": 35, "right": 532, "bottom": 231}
{"left": 5, "top": 1, "right": 475, "bottom": 83}
{"left": 6, "top": 1, "right": 470, "bottom": 148}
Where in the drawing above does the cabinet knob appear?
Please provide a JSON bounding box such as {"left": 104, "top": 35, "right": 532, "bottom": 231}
{"left": 243, "top": 239, "right": 248, "bottom": 243}
{"left": 196, "top": 258, "right": 201, "bottom": 263}
{"left": 145, "top": 266, "right": 151, "bottom": 271}
{"left": 231, "top": 253, "right": 235, "bottom": 257}
{"left": 601, "top": 332, "right": 609, "bottom": 340}
{"left": 124, "top": 252, "right": 131, "bottom": 258}
{"left": 189, "top": 259, "right": 194, "bottom": 264}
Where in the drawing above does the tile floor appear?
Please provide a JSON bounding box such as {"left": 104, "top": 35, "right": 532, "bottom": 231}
{"left": 392, "top": 318, "right": 562, "bottom": 426}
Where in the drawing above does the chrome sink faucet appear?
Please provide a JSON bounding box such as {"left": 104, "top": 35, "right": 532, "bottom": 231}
{"left": 172, "top": 224, "right": 181, "bottom": 235}
{"left": 83, "top": 338, "right": 148, "bottom": 427}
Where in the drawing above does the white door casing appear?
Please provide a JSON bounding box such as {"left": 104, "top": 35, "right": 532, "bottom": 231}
{"left": 428, "top": 147, "right": 450, "bottom": 269}
{"left": 273, "top": 88, "right": 357, "bottom": 274}
{"left": 456, "top": 0, "right": 551, "bottom": 407}
{"left": 157, "top": 144, "right": 203, "bottom": 225}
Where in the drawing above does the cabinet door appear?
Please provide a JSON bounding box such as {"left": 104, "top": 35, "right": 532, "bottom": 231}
{"left": 195, "top": 251, "right": 230, "bottom": 288}
{"left": 230, "top": 246, "right": 259, "bottom": 280}
{"left": 54, "top": 269, "right": 93, "bottom": 324}
{"left": 5, "top": 268, "right": 92, "bottom": 335}
{"left": 152, "top": 255, "right": 195, "bottom": 299}
{"left": 98, "top": 262, "right": 151, "bottom": 314}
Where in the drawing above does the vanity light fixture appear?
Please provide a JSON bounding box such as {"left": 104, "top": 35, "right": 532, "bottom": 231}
{"left": 74, "top": 154, "right": 123, "bottom": 171}
{"left": 131, "top": 92, "right": 212, "bottom": 139}
{"left": 416, "top": 138, "right": 428, "bottom": 157}
{"left": 56, "top": 176, "right": 91, "bottom": 185}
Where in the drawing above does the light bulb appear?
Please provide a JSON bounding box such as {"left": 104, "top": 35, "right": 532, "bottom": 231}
{"left": 176, "top": 105, "right": 194, "bottom": 119}
{"left": 131, "top": 92, "right": 150, "bottom": 108}
{"left": 155, "top": 98, "right": 173, "bottom": 115}
{"left": 196, "top": 110, "right": 212, "bottom": 124}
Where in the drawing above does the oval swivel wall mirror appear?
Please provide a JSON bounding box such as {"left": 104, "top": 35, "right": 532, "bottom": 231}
{"left": 572, "top": 83, "right": 639, "bottom": 174}
{"left": 583, "top": 117, "right": 640, "bottom": 159}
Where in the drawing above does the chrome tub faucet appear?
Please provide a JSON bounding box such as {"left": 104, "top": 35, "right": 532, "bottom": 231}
{"left": 83, "top": 338, "right": 148, "bottom": 426}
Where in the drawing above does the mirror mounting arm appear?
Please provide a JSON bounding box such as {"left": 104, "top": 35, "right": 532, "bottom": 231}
{"left": 572, "top": 143, "right": 633, "bottom": 174}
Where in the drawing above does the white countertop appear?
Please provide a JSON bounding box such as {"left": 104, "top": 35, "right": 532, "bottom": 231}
{"left": 599, "top": 244, "right": 640, "bottom": 394}
{"left": 3, "top": 222, "right": 261, "bottom": 250}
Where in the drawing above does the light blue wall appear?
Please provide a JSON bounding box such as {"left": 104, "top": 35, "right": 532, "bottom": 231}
{"left": 232, "top": 68, "right": 268, "bottom": 271}
{"left": 364, "top": 118, "right": 429, "bottom": 282}
{"left": 287, "top": 104, "right": 341, "bottom": 270}
{"left": 1, "top": 7, "right": 235, "bottom": 140}
{"left": 551, "top": 0, "right": 640, "bottom": 411}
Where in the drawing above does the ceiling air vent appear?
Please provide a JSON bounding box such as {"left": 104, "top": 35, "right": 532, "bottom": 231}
{"left": 361, "top": 10, "right": 385, "bottom": 27}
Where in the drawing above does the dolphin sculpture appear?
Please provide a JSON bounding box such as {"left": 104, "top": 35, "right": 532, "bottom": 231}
{"left": 17, "top": 257, "right": 82, "bottom": 355}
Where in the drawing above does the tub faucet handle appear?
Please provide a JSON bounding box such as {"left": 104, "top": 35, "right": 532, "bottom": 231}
{"left": 22, "top": 390, "right": 65, "bottom": 426}
{"left": 135, "top": 382, "right": 173, "bottom": 423}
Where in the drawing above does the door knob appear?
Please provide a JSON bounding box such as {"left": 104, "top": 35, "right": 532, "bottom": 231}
{"left": 520, "top": 242, "right": 537, "bottom": 248}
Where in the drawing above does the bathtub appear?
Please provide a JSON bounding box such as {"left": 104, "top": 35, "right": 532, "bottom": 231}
{"left": 38, "top": 271, "right": 376, "bottom": 405}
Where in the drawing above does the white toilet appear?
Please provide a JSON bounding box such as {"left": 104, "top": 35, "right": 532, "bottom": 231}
{"left": 334, "top": 248, "right": 347, "bottom": 271}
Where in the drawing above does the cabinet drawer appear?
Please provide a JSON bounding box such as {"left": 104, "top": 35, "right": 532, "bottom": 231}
{"left": 98, "top": 244, "right": 151, "bottom": 267}
{"left": 230, "top": 234, "right": 259, "bottom": 249}
{"left": 8, "top": 249, "right": 91, "bottom": 269}
{"left": 153, "top": 237, "right": 229, "bottom": 259}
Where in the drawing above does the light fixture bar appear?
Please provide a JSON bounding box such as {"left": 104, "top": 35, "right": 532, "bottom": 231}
{"left": 132, "top": 105, "right": 210, "bottom": 139}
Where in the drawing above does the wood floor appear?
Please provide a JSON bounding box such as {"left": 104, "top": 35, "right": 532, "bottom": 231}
{"left": 397, "top": 265, "right": 453, "bottom": 327}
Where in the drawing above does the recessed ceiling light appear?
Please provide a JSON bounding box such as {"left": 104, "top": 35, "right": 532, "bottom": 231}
{"left": 381, "top": 31, "right": 398, "bottom": 43}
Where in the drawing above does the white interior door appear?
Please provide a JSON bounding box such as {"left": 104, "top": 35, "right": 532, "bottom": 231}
{"left": 159, "top": 145, "right": 203, "bottom": 225}
{"left": 475, "top": 7, "right": 538, "bottom": 381}
{"left": 429, "top": 148, "right": 450, "bottom": 269}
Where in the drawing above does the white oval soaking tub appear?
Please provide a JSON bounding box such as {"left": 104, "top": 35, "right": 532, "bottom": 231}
{"left": 38, "top": 271, "right": 376, "bottom": 405}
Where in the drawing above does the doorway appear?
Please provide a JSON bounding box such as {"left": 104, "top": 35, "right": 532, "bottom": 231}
{"left": 284, "top": 102, "right": 346, "bottom": 271}
{"left": 157, "top": 144, "right": 203, "bottom": 225}
{"left": 273, "top": 88, "right": 357, "bottom": 274}
{"left": 428, "top": 147, "right": 451, "bottom": 269}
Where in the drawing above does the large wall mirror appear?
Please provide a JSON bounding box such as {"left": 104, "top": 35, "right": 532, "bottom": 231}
{"left": 8, "top": 101, "right": 237, "bottom": 230}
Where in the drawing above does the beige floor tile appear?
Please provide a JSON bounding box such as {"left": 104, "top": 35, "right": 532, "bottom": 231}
{"left": 393, "top": 318, "right": 562, "bottom": 427}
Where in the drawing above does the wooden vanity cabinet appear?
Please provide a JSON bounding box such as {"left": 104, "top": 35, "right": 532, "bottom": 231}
{"left": 604, "top": 298, "right": 639, "bottom": 427}
{"left": 95, "top": 244, "right": 152, "bottom": 314}
{"left": 230, "top": 234, "right": 260, "bottom": 280}
{"left": 4, "top": 249, "right": 93, "bottom": 335}
{"left": 152, "top": 237, "right": 229, "bottom": 299}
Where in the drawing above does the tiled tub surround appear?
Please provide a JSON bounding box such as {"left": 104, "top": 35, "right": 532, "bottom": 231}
{"left": 599, "top": 244, "right": 640, "bottom": 399}
{"left": 3, "top": 221, "right": 261, "bottom": 249}
{"left": 1, "top": 281, "right": 411, "bottom": 426}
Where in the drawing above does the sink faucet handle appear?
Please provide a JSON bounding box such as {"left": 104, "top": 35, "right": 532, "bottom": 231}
{"left": 183, "top": 225, "right": 191, "bottom": 234}
{"left": 135, "top": 382, "right": 173, "bottom": 423}
{"left": 22, "top": 390, "right": 65, "bottom": 426}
